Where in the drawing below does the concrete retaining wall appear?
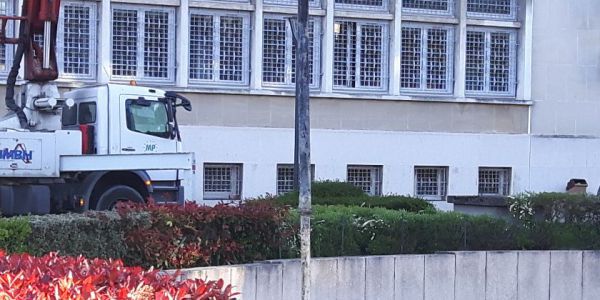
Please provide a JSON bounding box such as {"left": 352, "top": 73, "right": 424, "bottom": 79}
{"left": 177, "top": 251, "right": 600, "bottom": 300}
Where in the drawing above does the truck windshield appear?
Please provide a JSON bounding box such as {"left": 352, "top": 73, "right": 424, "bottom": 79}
{"left": 126, "top": 99, "right": 170, "bottom": 138}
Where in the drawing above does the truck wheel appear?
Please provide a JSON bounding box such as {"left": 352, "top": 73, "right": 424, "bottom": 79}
{"left": 95, "top": 185, "right": 144, "bottom": 210}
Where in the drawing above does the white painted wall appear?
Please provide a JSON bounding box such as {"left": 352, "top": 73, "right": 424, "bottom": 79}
{"left": 178, "top": 126, "right": 600, "bottom": 208}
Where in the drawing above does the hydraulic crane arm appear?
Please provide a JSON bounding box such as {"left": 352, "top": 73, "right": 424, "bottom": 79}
{"left": 0, "top": 0, "right": 60, "bottom": 128}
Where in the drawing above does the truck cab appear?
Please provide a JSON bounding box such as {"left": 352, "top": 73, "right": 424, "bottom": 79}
{"left": 0, "top": 83, "right": 194, "bottom": 215}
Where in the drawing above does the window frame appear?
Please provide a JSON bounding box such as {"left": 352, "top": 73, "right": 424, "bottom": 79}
{"left": 465, "top": 27, "right": 518, "bottom": 98}
{"left": 401, "top": 0, "right": 455, "bottom": 17}
{"left": 203, "top": 163, "right": 243, "bottom": 200}
{"left": 400, "top": 23, "right": 455, "bottom": 95}
{"left": 57, "top": 0, "right": 98, "bottom": 81}
{"left": 467, "top": 0, "right": 518, "bottom": 21}
{"left": 0, "top": 0, "right": 14, "bottom": 77}
{"left": 188, "top": 9, "right": 251, "bottom": 87}
{"left": 262, "top": 14, "right": 322, "bottom": 89}
{"left": 276, "top": 164, "right": 316, "bottom": 195}
{"left": 333, "top": 18, "right": 390, "bottom": 92}
{"left": 478, "top": 167, "right": 511, "bottom": 196}
{"left": 414, "top": 166, "right": 448, "bottom": 201}
{"left": 334, "top": 0, "right": 389, "bottom": 12}
{"left": 346, "top": 165, "right": 383, "bottom": 196}
{"left": 110, "top": 4, "right": 176, "bottom": 84}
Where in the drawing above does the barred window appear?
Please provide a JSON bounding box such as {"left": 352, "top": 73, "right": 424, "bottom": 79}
{"left": 347, "top": 165, "right": 382, "bottom": 196}
{"left": 57, "top": 1, "right": 97, "bottom": 80}
{"left": 262, "top": 16, "right": 321, "bottom": 88}
{"left": 402, "top": 0, "right": 454, "bottom": 15}
{"left": 415, "top": 167, "right": 448, "bottom": 200}
{"left": 264, "top": 0, "right": 320, "bottom": 7}
{"left": 111, "top": 5, "right": 175, "bottom": 83}
{"left": 204, "top": 163, "right": 243, "bottom": 200}
{"left": 276, "top": 164, "right": 316, "bottom": 195}
{"left": 467, "top": 0, "right": 516, "bottom": 20}
{"left": 478, "top": 167, "right": 511, "bottom": 196}
{"left": 333, "top": 20, "right": 388, "bottom": 91}
{"left": 466, "top": 28, "right": 517, "bottom": 97}
{"left": 400, "top": 24, "right": 454, "bottom": 93}
{"left": 335, "top": 0, "right": 388, "bottom": 11}
{"left": 0, "top": 0, "right": 13, "bottom": 75}
{"left": 189, "top": 10, "right": 250, "bottom": 85}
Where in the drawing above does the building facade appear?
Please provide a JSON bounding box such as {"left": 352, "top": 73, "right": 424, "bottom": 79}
{"left": 0, "top": 0, "right": 598, "bottom": 208}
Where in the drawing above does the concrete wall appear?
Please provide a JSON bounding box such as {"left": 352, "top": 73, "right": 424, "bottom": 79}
{"left": 177, "top": 251, "right": 600, "bottom": 300}
{"left": 530, "top": 1, "right": 600, "bottom": 136}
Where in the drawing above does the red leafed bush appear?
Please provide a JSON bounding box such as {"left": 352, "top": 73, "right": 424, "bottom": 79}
{"left": 117, "top": 200, "right": 291, "bottom": 269}
{"left": 0, "top": 250, "right": 236, "bottom": 299}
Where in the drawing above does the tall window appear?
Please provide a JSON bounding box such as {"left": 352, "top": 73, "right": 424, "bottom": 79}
{"left": 478, "top": 167, "right": 511, "bottom": 196}
{"left": 465, "top": 28, "right": 517, "bottom": 97}
{"left": 189, "top": 10, "right": 250, "bottom": 86}
{"left": 262, "top": 16, "right": 321, "bottom": 88}
{"left": 414, "top": 166, "right": 448, "bottom": 200}
{"left": 402, "top": 0, "right": 454, "bottom": 15}
{"left": 400, "top": 24, "right": 454, "bottom": 93}
{"left": 0, "top": 0, "right": 13, "bottom": 75}
{"left": 57, "top": 1, "right": 97, "bottom": 80}
{"left": 347, "top": 165, "right": 383, "bottom": 196}
{"left": 467, "top": 0, "right": 517, "bottom": 20}
{"left": 333, "top": 20, "right": 388, "bottom": 91}
{"left": 111, "top": 5, "right": 176, "bottom": 83}
{"left": 204, "top": 163, "right": 243, "bottom": 200}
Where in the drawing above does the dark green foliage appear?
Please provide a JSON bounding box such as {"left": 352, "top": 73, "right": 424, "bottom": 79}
{"left": 526, "top": 192, "right": 600, "bottom": 224}
{"left": 26, "top": 211, "right": 149, "bottom": 261}
{"left": 0, "top": 217, "right": 31, "bottom": 253}
{"left": 273, "top": 181, "right": 434, "bottom": 213}
{"left": 289, "top": 205, "right": 600, "bottom": 258}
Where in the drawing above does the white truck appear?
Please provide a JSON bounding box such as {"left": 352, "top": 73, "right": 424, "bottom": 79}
{"left": 0, "top": 83, "right": 195, "bottom": 215}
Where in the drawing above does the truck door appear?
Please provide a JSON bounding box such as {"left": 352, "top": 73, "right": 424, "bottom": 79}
{"left": 119, "top": 96, "right": 177, "bottom": 154}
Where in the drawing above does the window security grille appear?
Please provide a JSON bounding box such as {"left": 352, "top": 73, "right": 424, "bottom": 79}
{"left": 347, "top": 165, "right": 382, "bottom": 196}
{"left": 276, "top": 164, "right": 316, "bottom": 195}
{"left": 264, "top": 0, "right": 320, "bottom": 7}
{"left": 263, "top": 16, "right": 320, "bottom": 88}
{"left": 415, "top": 167, "right": 448, "bottom": 200}
{"left": 478, "top": 167, "right": 511, "bottom": 196}
{"left": 0, "top": 0, "right": 13, "bottom": 75}
{"left": 333, "top": 20, "right": 388, "bottom": 91}
{"left": 402, "top": 0, "right": 454, "bottom": 16}
{"left": 466, "top": 28, "right": 516, "bottom": 97}
{"left": 204, "top": 164, "right": 243, "bottom": 200}
{"left": 111, "top": 6, "right": 175, "bottom": 82}
{"left": 57, "top": 1, "right": 97, "bottom": 80}
{"left": 189, "top": 10, "right": 250, "bottom": 85}
{"left": 400, "top": 24, "right": 454, "bottom": 93}
{"left": 467, "top": 0, "right": 517, "bottom": 20}
{"left": 335, "top": 0, "right": 388, "bottom": 11}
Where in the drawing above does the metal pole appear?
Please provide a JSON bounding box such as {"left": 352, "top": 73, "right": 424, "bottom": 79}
{"left": 295, "top": 0, "right": 311, "bottom": 299}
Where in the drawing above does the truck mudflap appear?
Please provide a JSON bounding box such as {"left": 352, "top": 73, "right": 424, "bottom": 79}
{"left": 0, "top": 185, "right": 50, "bottom": 215}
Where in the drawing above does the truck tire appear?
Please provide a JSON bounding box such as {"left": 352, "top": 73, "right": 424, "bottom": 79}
{"left": 95, "top": 185, "right": 144, "bottom": 210}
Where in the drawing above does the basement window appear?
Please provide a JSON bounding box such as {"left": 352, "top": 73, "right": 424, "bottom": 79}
{"left": 347, "top": 165, "right": 383, "bottom": 196}
{"left": 415, "top": 166, "right": 448, "bottom": 200}
{"left": 204, "top": 163, "right": 243, "bottom": 200}
{"left": 478, "top": 167, "right": 511, "bottom": 196}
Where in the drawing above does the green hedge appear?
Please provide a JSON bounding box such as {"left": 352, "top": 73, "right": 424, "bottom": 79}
{"left": 291, "top": 205, "right": 600, "bottom": 258}
{"left": 512, "top": 192, "right": 600, "bottom": 225}
{"left": 0, "top": 217, "right": 31, "bottom": 253}
{"left": 274, "top": 181, "right": 434, "bottom": 213}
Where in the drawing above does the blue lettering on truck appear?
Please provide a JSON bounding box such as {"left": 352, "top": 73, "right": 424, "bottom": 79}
{"left": 0, "top": 144, "right": 33, "bottom": 163}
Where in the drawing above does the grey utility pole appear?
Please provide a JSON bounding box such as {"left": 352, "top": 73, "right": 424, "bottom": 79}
{"left": 288, "top": 0, "right": 311, "bottom": 298}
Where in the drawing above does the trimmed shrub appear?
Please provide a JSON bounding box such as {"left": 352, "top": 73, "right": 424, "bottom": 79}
{"left": 0, "top": 217, "right": 31, "bottom": 253}
{"left": 509, "top": 192, "right": 600, "bottom": 225}
{"left": 278, "top": 195, "right": 434, "bottom": 213}
{"left": 277, "top": 181, "right": 366, "bottom": 200}
{"left": 117, "top": 201, "right": 291, "bottom": 269}
{"left": 26, "top": 211, "right": 149, "bottom": 261}
{"left": 294, "top": 205, "right": 600, "bottom": 258}
{"left": 0, "top": 251, "right": 236, "bottom": 299}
